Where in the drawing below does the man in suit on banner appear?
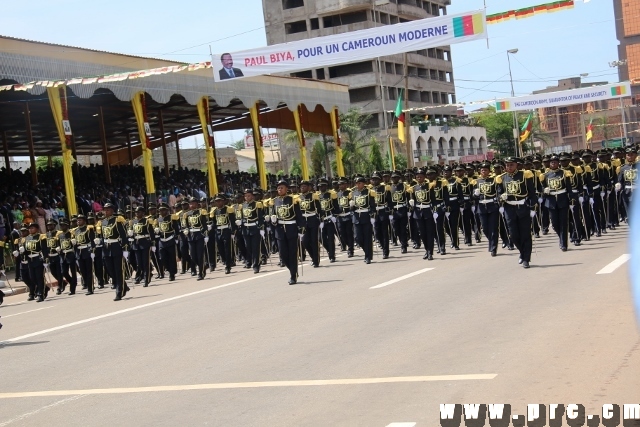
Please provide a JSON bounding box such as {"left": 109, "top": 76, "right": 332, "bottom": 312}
{"left": 219, "top": 53, "right": 244, "bottom": 80}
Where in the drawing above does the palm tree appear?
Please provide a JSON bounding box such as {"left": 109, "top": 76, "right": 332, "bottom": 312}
{"left": 339, "top": 108, "right": 379, "bottom": 175}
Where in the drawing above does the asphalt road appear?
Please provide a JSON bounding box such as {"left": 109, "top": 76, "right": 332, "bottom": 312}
{"left": 0, "top": 226, "right": 637, "bottom": 427}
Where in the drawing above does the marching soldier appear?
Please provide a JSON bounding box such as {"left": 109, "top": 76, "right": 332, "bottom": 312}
{"left": 210, "top": 194, "right": 236, "bottom": 274}
{"left": 44, "top": 219, "right": 64, "bottom": 294}
{"left": 201, "top": 198, "right": 217, "bottom": 273}
{"left": 370, "top": 172, "right": 392, "bottom": 259}
{"left": 409, "top": 169, "right": 436, "bottom": 260}
{"left": 100, "top": 203, "right": 130, "bottom": 301}
{"left": 237, "top": 188, "right": 265, "bottom": 274}
{"left": 454, "top": 164, "right": 476, "bottom": 246}
{"left": 155, "top": 203, "right": 179, "bottom": 282}
{"left": 582, "top": 150, "right": 607, "bottom": 236}
{"left": 23, "top": 222, "right": 49, "bottom": 302}
{"left": 473, "top": 162, "right": 500, "bottom": 257}
{"left": 184, "top": 197, "right": 208, "bottom": 281}
{"left": 615, "top": 147, "right": 638, "bottom": 223}
{"left": 317, "top": 178, "right": 339, "bottom": 263}
{"left": 298, "top": 180, "right": 322, "bottom": 267}
{"left": 390, "top": 171, "right": 410, "bottom": 253}
{"left": 496, "top": 157, "right": 537, "bottom": 268}
{"left": 74, "top": 214, "right": 96, "bottom": 295}
{"left": 177, "top": 200, "right": 195, "bottom": 276}
{"left": 130, "top": 206, "right": 155, "bottom": 286}
{"left": 11, "top": 225, "right": 31, "bottom": 299}
{"left": 89, "top": 213, "right": 106, "bottom": 289}
{"left": 147, "top": 204, "right": 163, "bottom": 279}
{"left": 270, "top": 179, "right": 302, "bottom": 284}
{"left": 58, "top": 218, "right": 78, "bottom": 295}
{"left": 350, "top": 176, "right": 376, "bottom": 264}
{"left": 336, "top": 178, "right": 355, "bottom": 257}
{"left": 428, "top": 168, "right": 450, "bottom": 255}
{"left": 443, "top": 166, "right": 462, "bottom": 250}
{"left": 560, "top": 153, "right": 586, "bottom": 245}
{"left": 540, "top": 155, "right": 575, "bottom": 252}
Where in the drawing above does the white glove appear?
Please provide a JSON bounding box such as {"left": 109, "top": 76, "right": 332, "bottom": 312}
{"left": 123, "top": 250, "right": 129, "bottom": 258}
{"left": 473, "top": 189, "right": 480, "bottom": 197}
{"left": 459, "top": 207, "right": 464, "bottom": 213}
{"left": 259, "top": 230, "right": 265, "bottom": 237}
{"left": 203, "top": 238, "right": 208, "bottom": 244}
{"left": 543, "top": 187, "right": 550, "bottom": 195}
{"left": 471, "top": 206, "right": 476, "bottom": 213}
{"left": 578, "top": 196, "right": 584, "bottom": 204}
{"left": 370, "top": 218, "right": 375, "bottom": 225}
{"left": 231, "top": 234, "right": 235, "bottom": 241}
{"left": 607, "top": 190, "right": 611, "bottom": 196}
{"left": 538, "top": 197, "right": 543, "bottom": 204}
{"left": 207, "top": 224, "right": 212, "bottom": 231}
{"left": 13, "top": 250, "right": 19, "bottom": 257}
{"left": 56, "top": 247, "right": 62, "bottom": 253}
{"left": 298, "top": 233, "right": 304, "bottom": 241}
{"left": 445, "top": 211, "right": 450, "bottom": 218}
{"left": 433, "top": 213, "right": 438, "bottom": 220}
{"left": 0, "top": 270, "right": 5, "bottom": 276}
{"left": 330, "top": 216, "right": 337, "bottom": 223}
{"left": 71, "top": 238, "right": 77, "bottom": 245}
{"left": 154, "top": 227, "right": 160, "bottom": 234}
{"left": 265, "top": 216, "right": 270, "bottom": 222}
{"left": 270, "top": 215, "right": 277, "bottom": 223}
{"left": 349, "top": 200, "right": 355, "bottom": 207}
{"left": 94, "top": 238, "right": 101, "bottom": 245}
{"left": 183, "top": 229, "right": 189, "bottom": 235}
{"left": 409, "top": 199, "right": 415, "bottom": 207}
{"left": 44, "top": 263, "right": 49, "bottom": 269}
{"left": 530, "top": 210, "right": 536, "bottom": 218}
{"left": 128, "top": 238, "right": 134, "bottom": 242}
{"left": 600, "top": 191, "right": 605, "bottom": 199}
{"left": 319, "top": 222, "right": 324, "bottom": 230}
{"left": 127, "top": 230, "right": 134, "bottom": 237}
{"left": 235, "top": 220, "right": 242, "bottom": 226}
{"left": 499, "top": 207, "right": 505, "bottom": 214}
{"left": 19, "top": 246, "right": 25, "bottom": 253}
{"left": 90, "top": 253, "right": 95, "bottom": 259}
{"left": 615, "top": 183, "right": 622, "bottom": 191}
{"left": 589, "top": 198, "right": 594, "bottom": 205}
{"left": 500, "top": 193, "right": 508, "bottom": 201}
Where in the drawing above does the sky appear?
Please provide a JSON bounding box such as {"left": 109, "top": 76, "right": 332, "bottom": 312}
{"left": 2, "top": 0, "right": 622, "bottom": 147}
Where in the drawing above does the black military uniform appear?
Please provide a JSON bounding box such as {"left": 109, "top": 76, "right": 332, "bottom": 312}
{"left": 428, "top": 169, "right": 450, "bottom": 255}
{"left": 58, "top": 218, "right": 78, "bottom": 295}
{"left": 540, "top": 155, "right": 575, "bottom": 250}
{"left": 130, "top": 206, "right": 156, "bottom": 286}
{"left": 336, "top": 178, "right": 355, "bottom": 257}
{"left": 581, "top": 150, "right": 607, "bottom": 236}
{"left": 473, "top": 162, "right": 500, "bottom": 256}
{"left": 390, "top": 171, "right": 410, "bottom": 253}
{"left": 444, "top": 166, "right": 462, "bottom": 250}
{"left": 454, "top": 165, "right": 476, "bottom": 246}
{"left": 210, "top": 194, "right": 236, "bottom": 274}
{"left": 24, "top": 222, "right": 49, "bottom": 302}
{"left": 495, "top": 158, "right": 537, "bottom": 268}
{"left": 616, "top": 147, "right": 638, "bottom": 224}
{"left": 409, "top": 169, "right": 436, "bottom": 260}
{"left": 370, "top": 172, "right": 393, "bottom": 259}
{"left": 156, "top": 203, "right": 179, "bottom": 281}
{"left": 147, "top": 204, "right": 163, "bottom": 278}
{"left": 74, "top": 214, "right": 96, "bottom": 294}
{"left": 177, "top": 200, "right": 194, "bottom": 275}
{"left": 184, "top": 197, "right": 208, "bottom": 280}
{"left": 270, "top": 180, "right": 302, "bottom": 284}
{"left": 90, "top": 213, "right": 106, "bottom": 288}
{"left": 351, "top": 176, "right": 377, "bottom": 264}
{"left": 44, "top": 219, "right": 64, "bottom": 294}
{"left": 238, "top": 189, "right": 265, "bottom": 273}
{"left": 317, "top": 178, "right": 339, "bottom": 262}
{"left": 298, "top": 180, "right": 322, "bottom": 267}
{"left": 101, "top": 203, "right": 130, "bottom": 301}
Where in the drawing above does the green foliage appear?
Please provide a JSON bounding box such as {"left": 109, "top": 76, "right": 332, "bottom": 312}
{"left": 473, "top": 107, "right": 517, "bottom": 157}
{"left": 289, "top": 159, "right": 302, "bottom": 177}
{"left": 231, "top": 139, "right": 245, "bottom": 150}
{"left": 384, "top": 153, "right": 407, "bottom": 171}
{"left": 35, "top": 156, "right": 62, "bottom": 170}
{"left": 247, "top": 165, "right": 257, "bottom": 174}
{"left": 276, "top": 170, "right": 285, "bottom": 177}
{"left": 368, "top": 140, "right": 385, "bottom": 173}
{"left": 339, "top": 108, "right": 379, "bottom": 175}
{"left": 310, "top": 140, "right": 325, "bottom": 177}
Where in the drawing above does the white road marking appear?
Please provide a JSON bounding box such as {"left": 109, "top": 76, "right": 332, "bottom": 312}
{"left": 1, "top": 306, "right": 54, "bottom": 318}
{"left": 0, "top": 270, "right": 287, "bottom": 344}
{"left": 0, "top": 374, "right": 496, "bottom": 399}
{"left": 385, "top": 423, "right": 416, "bottom": 427}
{"left": 0, "top": 395, "right": 84, "bottom": 426}
{"left": 596, "top": 254, "right": 631, "bottom": 274}
{"left": 370, "top": 268, "right": 435, "bottom": 289}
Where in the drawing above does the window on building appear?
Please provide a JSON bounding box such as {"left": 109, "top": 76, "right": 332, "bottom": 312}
{"left": 438, "top": 70, "right": 445, "bottom": 81}
{"left": 559, "top": 107, "right": 570, "bottom": 137}
{"left": 291, "top": 70, "right": 312, "bottom": 78}
{"left": 385, "top": 62, "right": 394, "bottom": 74}
{"left": 430, "top": 69, "right": 437, "bottom": 80}
{"left": 399, "top": 18, "right": 409, "bottom": 23}
{"left": 395, "top": 63, "right": 403, "bottom": 75}
{"left": 436, "top": 49, "right": 444, "bottom": 60}
{"left": 418, "top": 68, "right": 428, "bottom": 78}
{"left": 388, "top": 87, "right": 397, "bottom": 100}
{"left": 349, "top": 86, "right": 377, "bottom": 103}
{"left": 415, "top": 49, "right": 428, "bottom": 57}
{"left": 441, "top": 93, "right": 448, "bottom": 104}
{"left": 364, "top": 113, "right": 379, "bottom": 129}
{"left": 421, "top": 91, "right": 431, "bottom": 103}
{"left": 285, "top": 20, "right": 307, "bottom": 34}
{"left": 282, "top": 0, "right": 304, "bottom": 9}
{"left": 328, "top": 61, "right": 374, "bottom": 78}
{"left": 316, "top": 68, "right": 325, "bottom": 80}
{"left": 428, "top": 48, "right": 436, "bottom": 58}
{"left": 422, "top": 1, "right": 432, "bottom": 14}
{"left": 446, "top": 72, "right": 452, "bottom": 83}
{"left": 444, "top": 50, "right": 451, "bottom": 61}
{"left": 627, "top": 44, "right": 640, "bottom": 83}
{"left": 622, "top": 0, "right": 640, "bottom": 37}
{"left": 310, "top": 18, "right": 319, "bottom": 30}
{"left": 431, "top": 3, "right": 439, "bottom": 16}
{"left": 323, "top": 11, "right": 368, "bottom": 28}
{"left": 390, "top": 15, "right": 399, "bottom": 24}
{"left": 432, "top": 91, "right": 439, "bottom": 104}
{"left": 409, "top": 90, "right": 420, "bottom": 102}
{"left": 408, "top": 66, "right": 418, "bottom": 77}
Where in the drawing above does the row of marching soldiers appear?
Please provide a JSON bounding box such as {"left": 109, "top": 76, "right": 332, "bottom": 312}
{"left": 7, "top": 146, "right": 637, "bottom": 301}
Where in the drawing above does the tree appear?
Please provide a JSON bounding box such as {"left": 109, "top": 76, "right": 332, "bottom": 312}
{"left": 368, "top": 140, "right": 385, "bottom": 173}
{"left": 247, "top": 165, "right": 257, "bottom": 174}
{"left": 473, "top": 106, "right": 517, "bottom": 157}
{"left": 230, "top": 139, "right": 245, "bottom": 150}
{"left": 289, "top": 159, "right": 302, "bottom": 177}
{"left": 35, "top": 156, "right": 62, "bottom": 170}
{"left": 339, "top": 108, "right": 379, "bottom": 175}
{"left": 384, "top": 153, "right": 407, "bottom": 171}
{"left": 310, "top": 140, "right": 325, "bottom": 177}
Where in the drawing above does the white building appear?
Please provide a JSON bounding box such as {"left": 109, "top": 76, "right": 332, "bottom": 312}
{"left": 410, "top": 125, "right": 489, "bottom": 166}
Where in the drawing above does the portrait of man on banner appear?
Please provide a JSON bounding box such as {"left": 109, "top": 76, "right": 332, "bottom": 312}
{"left": 218, "top": 53, "right": 244, "bottom": 80}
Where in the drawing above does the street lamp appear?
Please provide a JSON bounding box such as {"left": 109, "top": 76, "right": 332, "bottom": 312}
{"left": 506, "top": 49, "right": 520, "bottom": 156}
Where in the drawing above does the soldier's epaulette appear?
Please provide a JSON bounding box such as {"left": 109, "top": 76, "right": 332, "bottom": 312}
{"left": 256, "top": 201, "right": 264, "bottom": 208}
{"left": 226, "top": 206, "right": 235, "bottom": 214}
{"left": 40, "top": 234, "right": 47, "bottom": 240}
{"left": 55, "top": 230, "right": 63, "bottom": 237}
{"left": 583, "top": 165, "right": 592, "bottom": 173}
{"left": 616, "top": 166, "right": 621, "bottom": 175}
{"left": 523, "top": 170, "right": 535, "bottom": 179}
{"left": 13, "top": 238, "right": 19, "bottom": 245}
{"left": 330, "top": 190, "right": 338, "bottom": 199}
{"left": 87, "top": 225, "right": 94, "bottom": 230}
{"left": 170, "top": 213, "right": 179, "bottom": 221}
{"left": 116, "top": 216, "right": 127, "bottom": 224}
{"left": 69, "top": 227, "right": 77, "bottom": 233}
{"left": 428, "top": 181, "right": 436, "bottom": 190}
{"left": 385, "top": 184, "right": 391, "bottom": 192}
{"left": 564, "top": 170, "right": 574, "bottom": 178}
{"left": 0, "top": 241, "right": 3, "bottom": 248}
{"left": 200, "top": 208, "right": 208, "bottom": 215}
{"left": 469, "top": 179, "right": 477, "bottom": 185}
{"left": 292, "top": 195, "right": 300, "bottom": 204}
{"left": 494, "top": 173, "right": 504, "bottom": 184}
{"left": 312, "top": 193, "right": 319, "bottom": 201}
{"left": 573, "top": 166, "right": 583, "bottom": 174}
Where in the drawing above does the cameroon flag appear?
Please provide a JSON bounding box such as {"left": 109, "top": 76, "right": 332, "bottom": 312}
{"left": 586, "top": 118, "right": 593, "bottom": 142}
{"left": 520, "top": 113, "right": 533, "bottom": 144}
{"left": 395, "top": 88, "right": 405, "bottom": 143}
